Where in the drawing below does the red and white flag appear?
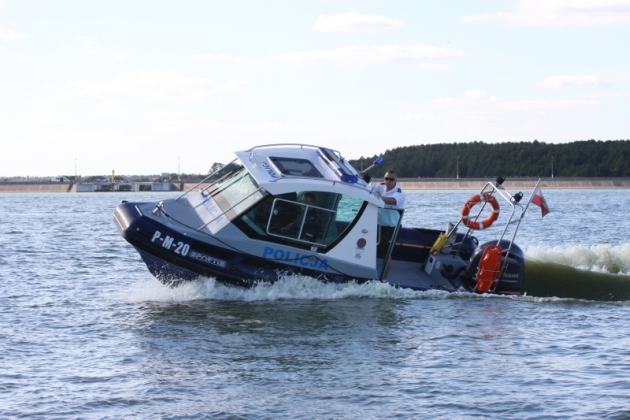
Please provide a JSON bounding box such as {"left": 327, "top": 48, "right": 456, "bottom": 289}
{"left": 531, "top": 184, "right": 550, "bottom": 217}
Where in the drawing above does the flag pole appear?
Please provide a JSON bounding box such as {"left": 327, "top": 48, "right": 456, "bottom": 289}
{"left": 522, "top": 178, "right": 541, "bottom": 218}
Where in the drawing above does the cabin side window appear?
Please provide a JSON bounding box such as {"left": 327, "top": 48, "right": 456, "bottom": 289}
{"left": 234, "top": 191, "right": 366, "bottom": 250}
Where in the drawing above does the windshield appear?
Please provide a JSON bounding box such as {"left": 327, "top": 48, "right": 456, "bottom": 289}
{"left": 203, "top": 167, "right": 264, "bottom": 221}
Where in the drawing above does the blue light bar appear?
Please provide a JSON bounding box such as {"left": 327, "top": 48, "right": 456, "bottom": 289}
{"left": 317, "top": 147, "right": 358, "bottom": 183}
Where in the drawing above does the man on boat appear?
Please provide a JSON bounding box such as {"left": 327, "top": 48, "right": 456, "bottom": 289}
{"left": 374, "top": 170, "right": 406, "bottom": 278}
{"left": 374, "top": 170, "right": 405, "bottom": 210}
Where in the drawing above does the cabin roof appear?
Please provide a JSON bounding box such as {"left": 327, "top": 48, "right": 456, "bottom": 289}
{"left": 234, "top": 144, "right": 383, "bottom": 206}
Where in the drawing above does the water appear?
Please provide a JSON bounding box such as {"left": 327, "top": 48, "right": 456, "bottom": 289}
{"left": 2, "top": 190, "right": 630, "bottom": 419}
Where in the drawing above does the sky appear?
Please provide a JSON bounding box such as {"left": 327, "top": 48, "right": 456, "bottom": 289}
{"left": 1, "top": 0, "right": 629, "bottom": 177}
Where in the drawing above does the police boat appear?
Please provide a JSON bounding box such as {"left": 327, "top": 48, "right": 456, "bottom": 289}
{"left": 113, "top": 143, "right": 532, "bottom": 294}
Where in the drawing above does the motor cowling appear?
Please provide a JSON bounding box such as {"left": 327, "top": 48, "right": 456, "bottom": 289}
{"left": 465, "top": 240, "right": 525, "bottom": 294}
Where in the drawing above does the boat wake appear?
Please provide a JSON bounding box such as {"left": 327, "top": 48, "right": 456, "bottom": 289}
{"left": 121, "top": 274, "right": 453, "bottom": 303}
{"left": 118, "top": 243, "right": 630, "bottom": 304}
{"left": 522, "top": 243, "right": 630, "bottom": 301}
{"left": 524, "top": 243, "right": 630, "bottom": 275}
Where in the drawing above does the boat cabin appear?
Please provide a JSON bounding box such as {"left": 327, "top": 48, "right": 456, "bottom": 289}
{"left": 181, "top": 144, "right": 403, "bottom": 279}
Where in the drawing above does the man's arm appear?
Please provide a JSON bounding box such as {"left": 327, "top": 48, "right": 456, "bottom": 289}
{"left": 380, "top": 196, "right": 397, "bottom": 206}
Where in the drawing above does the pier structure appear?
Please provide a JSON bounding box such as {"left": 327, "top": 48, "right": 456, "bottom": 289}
{"left": 75, "top": 181, "right": 173, "bottom": 192}
{"left": 0, "top": 181, "right": 173, "bottom": 193}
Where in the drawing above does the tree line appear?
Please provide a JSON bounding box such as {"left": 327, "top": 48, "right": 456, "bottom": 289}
{"left": 7, "top": 139, "right": 628, "bottom": 182}
{"left": 349, "top": 140, "right": 630, "bottom": 179}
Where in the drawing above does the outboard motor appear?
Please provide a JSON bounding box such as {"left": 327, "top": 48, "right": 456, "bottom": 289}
{"left": 465, "top": 240, "right": 525, "bottom": 294}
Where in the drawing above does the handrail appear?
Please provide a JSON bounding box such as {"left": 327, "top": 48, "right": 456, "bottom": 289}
{"left": 246, "top": 143, "right": 342, "bottom": 157}
{"left": 446, "top": 179, "right": 529, "bottom": 292}
{"left": 175, "top": 158, "right": 240, "bottom": 201}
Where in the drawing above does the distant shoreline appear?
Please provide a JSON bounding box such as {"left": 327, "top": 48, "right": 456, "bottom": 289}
{"left": 2, "top": 177, "right": 630, "bottom": 193}
{"left": 394, "top": 177, "right": 630, "bottom": 190}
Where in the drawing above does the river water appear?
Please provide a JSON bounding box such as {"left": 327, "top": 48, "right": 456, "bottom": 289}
{"left": 1, "top": 189, "right": 630, "bottom": 419}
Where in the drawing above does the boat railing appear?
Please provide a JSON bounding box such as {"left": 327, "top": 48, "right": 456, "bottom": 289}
{"left": 446, "top": 178, "right": 529, "bottom": 290}
{"left": 247, "top": 143, "right": 339, "bottom": 154}
{"left": 252, "top": 144, "right": 376, "bottom": 193}
{"left": 175, "top": 158, "right": 241, "bottom": 201}
{"left": 178, "top": 146, "right": 377, "bottom": 200}
{"left": 478, "top": 180, "right": 525, "bottom": 254}
{"left": 195, "top": 186, "right": 265, "bottom": 233}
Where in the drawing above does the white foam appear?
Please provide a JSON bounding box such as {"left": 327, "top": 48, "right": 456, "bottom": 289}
{"left": 120, "top": 273, "right": 463, "bottom": 303}
{"left": 116, "top": 243, "right": 630, "bottom": 303}
{"left": 118, "top": 274, "right": 602, "bottom": 304}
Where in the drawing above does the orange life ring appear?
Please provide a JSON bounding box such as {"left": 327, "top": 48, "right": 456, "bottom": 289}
{"left": 460, "top": 193, "right": 500, "bottom": 230}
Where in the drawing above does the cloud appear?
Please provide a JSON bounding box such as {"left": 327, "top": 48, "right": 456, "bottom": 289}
{"left": 196, "top": 53, "right": 251, "bottom": 64}
{"left": 90, "top": 108, "right": 136, "bottom": 118}
{"left": 49, "top": 70, "right": 247, "bottom": 106}
{"left": 0, "top": 27, "right": 24, "bottom": 40}
{"left": 312, "top": 12, "right": 404, "bottom": 33}
{"left": 396, "top": 90, "right": 604, "bottom": 128}
{"left": 461, "top": 0, "right": 630, "bottom": 27}
{"left": 539, "top": 74, "right": 613, "bottom": 89}
{"left": 273, "top": 44, "right": 464, "bottom": 64}
{"left": 77, "top": 35, "right": 94, "bottom": 46}
{"left": 539, "top": 71, "right": 630, "bottom": 89}
{"left": 576, "top": 91, "right": 630, "bottom": 98}
{"left": 116, "top": 53, "right": 130, "bottom": 61}
{"left": 419, "top": 63, "right": 451, "bottom": 70}
{"left": 384, "top": 90, "right": 614, "bottom": 146}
